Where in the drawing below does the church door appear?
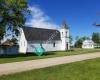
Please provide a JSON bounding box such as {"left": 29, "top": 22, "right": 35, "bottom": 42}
{"left": 66, "top": 43, "right": 68, "bottom": 50}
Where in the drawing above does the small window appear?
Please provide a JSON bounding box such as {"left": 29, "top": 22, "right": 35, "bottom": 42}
{"left": 62, "top": 32, "right": 63, "bottom": 35}
{"left": 53, "top": 42, "right": 55, "bottom": 47}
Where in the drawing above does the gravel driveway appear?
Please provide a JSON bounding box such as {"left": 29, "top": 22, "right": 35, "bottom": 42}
{"left": 0, "top": 52, "right": 100, "bottom": 76}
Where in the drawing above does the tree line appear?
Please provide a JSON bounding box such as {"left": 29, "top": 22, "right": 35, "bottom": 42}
{"left": 74, "top": 32, "right": 100, "bottom": 48}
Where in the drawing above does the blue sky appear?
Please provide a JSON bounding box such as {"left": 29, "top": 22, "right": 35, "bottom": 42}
{"left": 27, "top": 0, "right": 100, "bottom": 39}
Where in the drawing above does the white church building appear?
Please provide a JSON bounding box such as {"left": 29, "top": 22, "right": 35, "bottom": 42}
{"left": 18, "top": 22, "right": 70, "bottom": 53}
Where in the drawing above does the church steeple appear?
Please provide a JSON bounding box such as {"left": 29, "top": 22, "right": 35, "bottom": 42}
{"left": 60, "top": 20, "right": 70, "bottom": 50}
{"left": 61, "top": 21, "right": 69, "bottom": 29}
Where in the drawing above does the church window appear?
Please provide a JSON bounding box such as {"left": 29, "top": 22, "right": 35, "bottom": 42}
{"left": 53, "top": 42, "right": 55, "bottom": 47}
{"left": 62, "top": 32, "right": 63, "bottom": 35}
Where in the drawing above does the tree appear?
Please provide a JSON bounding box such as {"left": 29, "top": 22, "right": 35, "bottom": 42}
{"left": 74, "top": 38, "right": 83, "bottom": 48}
{"left": 92, "top": 32, "right": 100, "bottom": 44}
{"left": 74, "top": 36, "right": 90, "bottom": 48}
{"left": 0, "top": 27, "right": 5, "bottom": 40}
{"left": 69, "top": 36, "right": 73, "bottom": 47}
{"left": 0, "top": 0, "right": 30, "bottom": 42}
{"left": 75, "top": 36, "right": 79, "bottom": 41}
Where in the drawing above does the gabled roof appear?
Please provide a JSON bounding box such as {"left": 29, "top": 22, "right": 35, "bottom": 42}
{"left": 23, "top": 27, "right": 61, "bottom": 41}
{"left": 1, "top": 39, "right": 18, "bottom": 46}
{"left": 83, "top": 40, "right": 94, "bottom": 44}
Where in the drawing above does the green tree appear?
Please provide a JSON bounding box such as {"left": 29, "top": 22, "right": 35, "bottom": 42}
{"left": 69, "top": 36, "right": 73, "bottom": 46}
{"left": 74, "top": 38, "right": 82, "bottom": 48}
{"left": 92, "top": 32, "right": 100, "bottom": 44}
{"left": 75, "top": 36, "right": 79, "bottom": 41}
{"left": 74, "top": 36, "right": 90, "bottom": 48}
{"left": 0, "top": 0, "right": 29, "bottom": 41}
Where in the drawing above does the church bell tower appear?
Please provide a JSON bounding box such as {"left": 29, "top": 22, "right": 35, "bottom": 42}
{"left": 60, "top": 21, "right": 70, "bottom": 50}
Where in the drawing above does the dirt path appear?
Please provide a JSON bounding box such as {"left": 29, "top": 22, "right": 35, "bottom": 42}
{"left": 0, "top": 52, "right": 100, "bottom": 76}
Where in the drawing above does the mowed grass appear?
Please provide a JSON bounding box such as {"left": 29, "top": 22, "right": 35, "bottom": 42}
{"left": 1, "top": 58, "right": 100, "bottom": 80}
{"left": 0, "top": 48, "right": 100, "bottom": 64}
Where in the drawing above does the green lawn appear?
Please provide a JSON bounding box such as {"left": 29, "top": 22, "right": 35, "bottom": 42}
{"left": 1, "top": 58, "right": 100, "bottom": 80}
{"left": 0, "top": 48, "right": 100, "bottom": 64}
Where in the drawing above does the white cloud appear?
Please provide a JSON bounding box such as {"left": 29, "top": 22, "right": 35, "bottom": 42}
{"left": 25, "top": 6, "right": 58, "bottom": 29}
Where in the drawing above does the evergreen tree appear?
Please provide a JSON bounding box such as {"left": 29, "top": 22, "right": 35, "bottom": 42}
{"left": 92, "top": 32, "right": 100, "bottom": 44}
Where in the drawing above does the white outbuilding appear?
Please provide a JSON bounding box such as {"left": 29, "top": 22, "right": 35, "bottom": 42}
{"left": 82, "top": 40, "right": 94, "bottom": 49}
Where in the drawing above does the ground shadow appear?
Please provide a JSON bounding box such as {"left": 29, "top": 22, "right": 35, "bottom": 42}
{"left": 0, "top": 53, "right": 37, "bottom": 58}
{"left": 43, "top": 52, "right": 56, "bottom": 56}
{"left": 0, "top": 52, "right": 56, "bottom": 58}
{"left": 0, "top": 49, "right": 75, "bottom": 58}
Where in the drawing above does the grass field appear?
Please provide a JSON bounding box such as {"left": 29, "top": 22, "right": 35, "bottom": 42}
{"left": 1, "top": 58, "right": 100, "bottom": 80}
{"left": 0, "top": 48, "right": 100, "bottom": 64}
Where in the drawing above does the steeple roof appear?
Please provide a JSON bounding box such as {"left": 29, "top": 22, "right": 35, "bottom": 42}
{"left": 61, "top": 21, "right": 69, "bottom": 29}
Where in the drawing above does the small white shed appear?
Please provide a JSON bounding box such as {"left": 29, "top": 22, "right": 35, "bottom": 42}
{"left": 82, "top": 40, "right": 94, "bottom": 49}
